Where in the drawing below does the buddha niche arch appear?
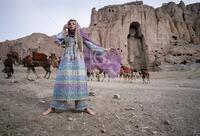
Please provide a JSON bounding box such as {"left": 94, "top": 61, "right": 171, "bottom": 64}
{"left": 127, "top": 22, "right": 148, "bottom": 71}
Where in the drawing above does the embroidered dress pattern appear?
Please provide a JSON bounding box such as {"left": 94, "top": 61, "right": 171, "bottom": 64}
{"left": 53, "top": 37, "right": 88, "bottom": 100}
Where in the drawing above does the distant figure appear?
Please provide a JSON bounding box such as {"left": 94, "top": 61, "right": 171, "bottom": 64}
{"left": 26, "top": 55, "right": 40, "bottom": 80}
{"left": 152, "top": 54, "right": 161, "bottom": 71}
{"left": 3, "top": 53, "right": 14, "bottom": 78}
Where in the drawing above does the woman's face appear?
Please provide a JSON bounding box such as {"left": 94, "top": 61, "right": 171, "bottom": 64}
{"left": 68, "top": 21, "right": 76, "bottom": 31}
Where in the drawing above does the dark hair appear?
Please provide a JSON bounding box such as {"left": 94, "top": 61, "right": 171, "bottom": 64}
{"left": 68, "top": 19, "right": 76, "bottom": 22}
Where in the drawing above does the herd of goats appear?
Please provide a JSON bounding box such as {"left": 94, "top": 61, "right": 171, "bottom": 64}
{"left": 2, "top": 52, "right": 150, "bottom": 84}
{"left": 87, "top": 66, "right": 150, "bottom": 84}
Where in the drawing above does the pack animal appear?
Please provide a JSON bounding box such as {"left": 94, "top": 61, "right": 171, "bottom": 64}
{"left": 139, "top": 69, "right": 150, "bottom": 84}
{"left": 87, "top": 70, "right": 95, "bottom": 81}
{"left": 120, "top": 65, "right": 136, "bottom": 82}
{"left": 23, "top": 52, "right": 51, "bottom": 79}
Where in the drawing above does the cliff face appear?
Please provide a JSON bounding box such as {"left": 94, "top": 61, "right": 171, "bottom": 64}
{"left": 0, "top": 33, "right": 63, "bottom": 60}
{"left": 0, "top": 1, "right": 199, "bottom": 71}
{"left": 86, "top": 1, "right": 200, "bottom": 69}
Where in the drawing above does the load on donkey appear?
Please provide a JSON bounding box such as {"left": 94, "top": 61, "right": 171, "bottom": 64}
{"left": 23, "top": 52, "right": 51, "bottom": 79}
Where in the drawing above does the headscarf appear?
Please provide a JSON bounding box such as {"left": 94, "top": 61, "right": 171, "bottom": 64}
{"left": 62, "top": 19, "right": 83, "bottom": 52}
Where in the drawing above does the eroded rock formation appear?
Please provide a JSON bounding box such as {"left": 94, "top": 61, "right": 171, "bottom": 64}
{"left": 86, "top": 1, "right": 200, "bottom": 70}
{"left": 0, "top": 1, "right": 199, "bottom": 71}
{"left": 0, "top": 33, "right": 63, "bottom": 60}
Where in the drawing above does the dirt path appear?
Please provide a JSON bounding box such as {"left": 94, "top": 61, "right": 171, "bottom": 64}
{"left": 0, "top": 65, "right": 200, "bottom": 136}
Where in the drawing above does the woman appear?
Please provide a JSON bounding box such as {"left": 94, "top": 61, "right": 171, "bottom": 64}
{"left": 3, "top": 53, "right": 14, "bottom": 78}
{"left": 42, "top": 19, "right": 121, "bottom": 116}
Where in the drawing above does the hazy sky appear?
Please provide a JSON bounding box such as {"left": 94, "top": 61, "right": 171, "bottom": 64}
{"left": 0, "top": 0, "right": 199, "bottom": 42}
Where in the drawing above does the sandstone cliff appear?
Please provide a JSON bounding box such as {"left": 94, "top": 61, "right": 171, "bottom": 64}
{"left": 0, "top": 1, "right": 200, "bottom": 71}
{"left": 86, "top": 1, "right": 200, "bottom": 69}
{"left": 0, "top": 33, "right": 63, "bottom": 60}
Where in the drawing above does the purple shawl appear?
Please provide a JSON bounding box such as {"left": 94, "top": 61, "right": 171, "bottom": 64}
{"left": 55, "top": 24, "right": 121, "bottom": 78}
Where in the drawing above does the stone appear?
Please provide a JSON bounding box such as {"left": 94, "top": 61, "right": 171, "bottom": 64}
{"left": 68, "top": 117, "right": 73, "bottom": 121}
{"left": 113, "top": 94, "right": 120, "bottom": 99}
{"left": 101, "top": 129, "right": 106, "bottom": 133}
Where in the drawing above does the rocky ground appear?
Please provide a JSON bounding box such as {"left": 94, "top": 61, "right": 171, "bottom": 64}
{"left": 0, "top": 63, "right": 200, "bottom": 136}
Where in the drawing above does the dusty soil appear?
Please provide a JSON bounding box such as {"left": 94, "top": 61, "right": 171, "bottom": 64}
{"left": 0, "top": 63, "right": 200, "bottom": 136}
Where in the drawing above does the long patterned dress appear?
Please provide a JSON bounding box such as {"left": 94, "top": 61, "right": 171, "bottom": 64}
{"left": 50, "top": 36, "right": 104, "bottom": 111}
